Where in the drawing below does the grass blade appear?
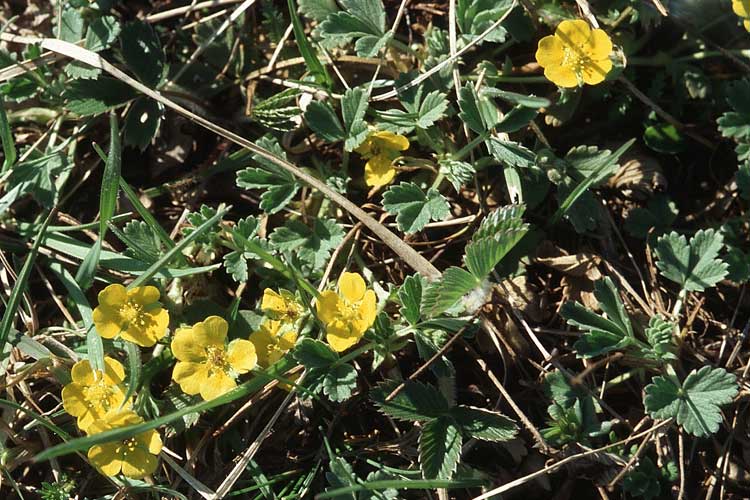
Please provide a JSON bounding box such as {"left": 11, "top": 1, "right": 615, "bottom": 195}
{"left": 35, "top": 357, "right": 296, "bottom": 461}
{"left": 0, "top": 95, "right": 16, "bottom": 173}
{"left": 315, "top": 478, "right": 489, "bottom": 498}
{"left": 0, "top": 207, "right": 57, "bottom": 357}
{"left": 287, "top": 0, "right": 331, "bottom": 87}
{"left": 121, "top": 340, "right": 142, "bottom": 405}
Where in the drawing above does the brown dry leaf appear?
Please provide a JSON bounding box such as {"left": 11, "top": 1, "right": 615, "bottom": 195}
{"left": 535, "top": 241, "right": 602, "bottom": 308}
{"left": 607, "top": 153, "right": 667, "bottom": 200}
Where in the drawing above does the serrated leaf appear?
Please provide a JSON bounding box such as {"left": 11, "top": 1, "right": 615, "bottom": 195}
{"left": 463, "top": 204, "right": 528, "bottom": 279}
{"left": 382, "top": 183, "right": 450, "bottom": 233}
{"left": 655, "top": 229, "right": 728, "bottom": 292}
{"left": 298, "top": 0, "right": 340, "bottom": 21}
{"left": 717, "top": 112, "right": 750, "bottom": 140}
{"left": 223, "top": 251, "right": 250, "bottom": 282}
{"left": 562, "top": 277, "right": 635, "bottom": 358}
{"left": 456, "top": 0, "right": 512, "bottom": 43}
{"left": 440, "top": 159, "right": 475, "bottom": 191}
{"left": 85, "top": 15, "right": 121, "bottom": 52}
{"left": 643, "top": 315, "right": 676, "bottom": 361}
{"left": 294, "top": 338, "right": 339, "bottom": 368}
{"left": 270, "top": 218, "right": 344, "bottom": 269}
{"left": 450, "top": 406, "right": 517, "bottom": 442}
{"left": 419, "top": 417, "right": 462, "bottom": 479}
{"left": 124, "top": 98, "right": 163, "bottom": 150}
{"left": 624, "top": 194, "right": 678, "bottom": 239}
{"left": 371, "top": 380, "right": 450, "bottom": 421}
{"left": 398, "top": 274, "right": 424, "bottom": 325}
{"left": 323, "top": 363, "right": 358, "bottom": 402}
{"left": 342, "top": 87, "right": 369, "bottom": 151}
{"left": 644, "top": 366, "right": 738, "bottom": 437}
{"left": 486, "top": 138, "right": 536, "bottom": 168}
{"left": 483, "top": 88, "right": 550, "bottom": 108}
{"left": 416, "top": 91, "right": 448, "bottom": 129}
{"left": 120, "top": 21, "right": 165, "bottom": 87}
{"left": 564, "top": 145, "right": 623, "bottom": 186}
{"left": 236, "top": 136, "right": 300, "bottom": 214}
{"left": 58, "top": 8, "right": 84, "bottom": 42}
{"left": 495, "top": 105, "right": 537, "bottom": 134}
{"left": 305, "top": 101, "right": 346, "bottom": 142}
{"left": 421, "top": 267, "right": 480, "bottom": 317}
{"left": 318, "top": 0, "right": 387, "bottom": 56}
{"left": 64, "top": 77, "right": 138, "bottom": 116}
{"left": 458, "top": 84, "right": 498, "bottom": 134}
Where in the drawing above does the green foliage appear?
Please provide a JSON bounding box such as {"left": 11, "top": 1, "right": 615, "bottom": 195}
{"left": 270, "top": 218, "right": 345, "bottom": 270}
{"left": 64, "top": 77, "right": 138, "bottom": 115}
{"left": 644, "top": 366, "right": 738, "bottom": 437}
{"left": 236, "top": 136, "right": 300, "bottom": 214}
{"left": 398, "top": 274, "right": 425, "bottom": 325}
{"left": 223, "top": 216, "right": 262, "bottom": 282}
{"left": 463, "top": 204, "right": 528, "bottom": 279}
{"left": 624, "top": 195, "right": 678, "bottom": 239}
{"left": 382, "top": 183, "right": 450, "bottom": 233}
{"left": 293, "top": 339, "right": 357, "bottom": 402}
{"left": 318, "top": 0, "right": 390, "bottom": 56}
{"left": 623, "top": 457, "right": 678, "bottom": 500}
{"left": 372, "top": 380, "right": 516, "bottom": 479}
{"left": 654, "top": 229, "right": 728, "bottom": 292}
{"left": 39, "top": 474, "right": 76, "bottom": 500}
{"left": 124, "top": 98, "right": 164, "bottom": 150}
{"left": 456, "top": 0, "right": 513, "bottom": 43}
{"left": 304, "top": 87, "right": 369, "bottom": 150}
{"left": 120, "top": 21, "right": 165, "bottom": 87}
{"left": 250, "top": 89, "right": 301, "bottom": 132}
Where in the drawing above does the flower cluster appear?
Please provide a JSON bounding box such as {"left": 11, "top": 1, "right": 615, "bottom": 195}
{"left": 535, "top": 19, "right": 613, "bottom": 88}
{"left": 316, "top": 272, "right": 377, "bottom": 352}
{"left": 250, "top": 289, "right": 301, "bottom": 368}
{"left": 733, "top": 0, "right": 750, "bottom": 31}
{"left": 355, "top": 130, "right": 410, "bottom": 187}
{"left": 93, "top": 284, "right": 170, "bottom": 347}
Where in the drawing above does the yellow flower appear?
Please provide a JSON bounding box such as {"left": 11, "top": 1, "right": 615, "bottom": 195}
{"left": 87, "top": 409, "right": 162, "bottom": 478}
{"left": 171, "top": 316, "right": 257, "bottom": 401}
{"left": 261, "top": 289, "right": 303, "bottom": 324}
{"left": 92, "top": 284, "right": 170, "bottom": 347}
{"left": 61, "top": 357, "right": 128, "bottom": 433}
{"left": 355, "top": 130, "right": 409, "bottom": 187}
{"left": 316, "top": 272, "right": 377, "bottom": 352}
{"left": 535, "top": 19, "right": 613, "bottom": 88}
{"left": 733, "top": 0, "right": 750, "bottom": 30}
{"left": 249, "top": 319, "right": 298, "bottom": 368}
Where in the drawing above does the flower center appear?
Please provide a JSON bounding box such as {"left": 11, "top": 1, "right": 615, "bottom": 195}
{"left": 119, "top": 301, "right": 147, "bottom": 328}
{"left": 84, "top": 379, "right": 116, "bottom": 411}
{"left": 562, "top": 46, "right": 591, "bottom": 74}
{"left": 121, "top": 437, "right": 138, "bottom": 456}
{"left": 205, "top": 345, "right": 229, "bottom": 373}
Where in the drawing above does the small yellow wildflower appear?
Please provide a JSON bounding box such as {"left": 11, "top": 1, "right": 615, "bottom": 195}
{"left": 535, "top": 19, "right": 613, "bottom": 88}
{"left": 733, "top": 0, "right": 750, "bottom": 31}
{"left": 61, "top": 357, "right": 127, "bottom": 432}
{"left": 355, "top": 130, "right": 409, "bottom": 187}
{"left": 87, "top": 409, "right": 162, "bottom": 478}
{"left": 171, "top": 316, "right": 257, "bottom": 401}
{"left": 92, "top": 284, "right": 170, "bottom": 347}
{"left": 316, "top": 272, "right": 377, "bottom": 352}
{"left": 261, "top": 289, "right": 303, "bottom": 324}
{"left": 249, "top": 319, "right": 298, "bottom": 368}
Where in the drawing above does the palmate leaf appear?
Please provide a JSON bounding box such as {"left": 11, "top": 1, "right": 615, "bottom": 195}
{"left": 318, "top": 0, "right": 388, "bottom": 56}
{"left": 463, "top": 204, "right": 528, "bottom": 279}
{"left": 644, "top": 366, "right": 738, "bottom": 437}
{"left": 561, "top": 277, "right": 635, "bottom": 358}
{"left": 381, "top": 183, "right": 450, "bottom": 233}
{"left": 398, "top": 274, "right": 425, "bottom": 325}
{"left": 421, "top": 267, "right": 480, "bottom": 318}
{"left": 419, "top": 417, "right": 462, "bottom": 480}
{"left": 270, "top": 218, "right": 344, "bottom": 269}
{"left": 236, "top": 136, "right": 300, "bottom": 214}
{"left": 655, "top": 229, "right": 728, "bottom": 292}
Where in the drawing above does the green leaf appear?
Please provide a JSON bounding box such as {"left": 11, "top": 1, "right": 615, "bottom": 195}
{"left": 294, "top": 338, "right": 339, "bottom": 368}
{"left": 64, "top": 77, "right": 138, "bottom": 116}
{"left": 486, "top": 138, "right": 535, "bottom": 168}
{"left": 655, "top": 229, "right": 728, "bottom": 292}
{"left": 298, "top": 0, "right": 340, "bottom": 21}
{"left": 270, "top": 218, "right": 344, "bottom": 269}
{"left": 319, "top": 0, "right": 387, "bottom": 57}
{"left": 644, "top": 366, "right": 737, "bottom": 437}
{"left": 323, "top": 363, "right": 358, "bottom": 402}
{"left": 458, "top": 85, "right": 498, "bottom": 134}
{"left": 124, "top": 98, "right": 164, "bottom": 150}
{"left": 416, "top": 91, "right": 448, "bottom": 129}
{"left": 382, "top": 183, "right": 450, "bottom": 233}
{"left": 421, "top": 267, "right": 480, "bottom": 317}
{"left": 456, "top": 0, "right": 513, "bottom": 43}
{"left": 738, "top": 162, "right": 750, "bottom": 201}
{"left": 288, "top": 0, "right": 332, "bottom": 86}
{"left": 483, "top": 88, "right": 550, "bottom": 108}
{"left": 120, "top": 21, "right": 165, "bottom": 87}
{"left": 419, "top": 417, "right": 462, "bottom": 480}
{"left": 236, "top": 136, "right": 299, "bottom": 214}
{"left": 118, "top": 220, "right": 163, "bottom": 262}
{"left": 439, "top": 159, "right": 475, "bottom": 191}
{"left": 371, "top": 380, "right": 450, "bottom": 421}
{"left": 58, "top": 8, "right": 84, "bottom": 42}
{"left": 564, "top": 145, "right": 624, "bottom": 186}
{"left": 644, "top": 123, "right": 685, "bottom": 154}
{"left": 250, "top": 88, "right": 301, "bottom": 132}
{"left": 717, "top": 112, "right": 750, "bottom": 140}
{"left": 463, "top": 204, "right": 528, "bottom": 279}
{"left": 0, "top": 96, "right": 16, "bottom": 173}
{"left": 450, "top": 406, "right": 517, "bottom": 442}
{"left": 305, "top": 101, "right": 346, "bottom": 142}
{"left": 643, "top": 315, "right": 676, "bottom": 361}
{"left": 562, "top": 277, "right": 635, "bottom": 358}
{"left": 342, "top": 87, "right": 369, "bottom": 151}
{"left": 85, "top": 16, "right": 121, "bottom": 52}
{"left": 624, "top": 194, "right": 678, "bottom": 239}
{"left": 398, "top": 274, "right": 424, "bottom": 325}
{"left": 223, "top": 251, "right": 250, "bottom": 282}
{"left": 495, "top": 105, "right": 537, "bottom": 134}
{"left": 122, "top": 341, "right": 142, "bottom": 405}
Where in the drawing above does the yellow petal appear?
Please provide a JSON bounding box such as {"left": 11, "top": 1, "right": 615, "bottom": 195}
{"left": 227, "top": 339, "right": 257, "bottom": 374}
{"left": 588, "top": 29, "right": 613, "bottom": 60}
{"left": 127, "top": 285, "right": 160, "bottom": 306}
{"left": 201, "top": 371, "right": 236, "bottom": 400}
{"left": 339, "top": 272, "right": 366, "bottom": 302}
{"left": 88, "top": 444, "right": 122, "bottom": 476}
{"left": 371, "top": 130, "right": 409, "bottom": 152}
{"left": 138, "top": 429, "right": 163, "bottom": 455}
{"left": 544, "top": 65, "right": 578, "bottom": 88}
{"left": 195, "top": 316, "right": 228, "bottom": 345}
{"left": 70, "top": 359, "right": 94, "bottom": 384}
{"left": 357, "top": 289, "right": 377, "bottom": 330}
{"left": 102, "top": 356, "right": 126, "bottom": 385}
{"left": 249, "top": 327, "right": 275, "bottom": 368}
{"left": 171, "top": 327, "right": 208, "bottom": 363}
{"left": 316, "top": 290, "right": 341, "bottom": 325}
{"left": 261, "top": 289, "right": 286, "bottom": 314}
{"left": 93, "top": 305, "right": 123, "bottom": 339}
{"left": 61, "top": 383, "right": 88, "bottom": 417}
{"left": 121, "top": 448, "right": 158, "bottom": 478}
{"left": 581, "top": 58, "right": 612, "bottom": 85}
{"left": 364, "top": 155, "right": 396, "bottom": 187}
{"left": 97, "top": 284, "right": 127, "bottom": 307}
{"left": 278, "top": 330, "right": 298, "bottom": 352}
{"left": 172, "top": 362, "right": 210, "bottom": 395}
{"left": 535, "top": 35, "right": 564, "bottom": 67}
{"left": 745, "top": 18, "right": 750, "bottom": 31}
{"left": 354, "top": 136, "right": 374, "bottom": 156}
{"left": 326, "top": 326, "right": 360, "bottom": 352}
{"left": 555, "top": 19, "right": 592, "bottom": 48}
{"left": 734, "top": 0, "right": 750, "bottom": 17}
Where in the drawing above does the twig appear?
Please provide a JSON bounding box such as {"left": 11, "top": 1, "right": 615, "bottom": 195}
{"left": 677, "top": 429, "right": 686, "bottom": 500}
{"left": 144, "top": 0, "right": 244, "bottom": 23}
{"left": 472, "top": 419, "right": 673, "bottom": 500}
{"left": 607, "top": 428, "right": 655, "bottom": 489}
